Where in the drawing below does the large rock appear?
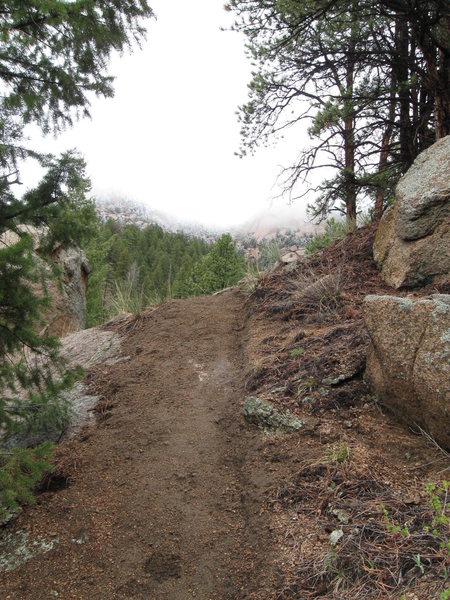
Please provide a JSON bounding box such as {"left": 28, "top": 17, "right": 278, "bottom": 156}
{"left": 49, "top": 245, "right": 90, "bottom": 337}
{"left": 374, "top": 136, "right": 450, "bottom": 288}
{"left": 363, "top": 294, "right": 450, "bottom": 449}
{"left": 5, "top": 327, "right": 124, "bottom": 447}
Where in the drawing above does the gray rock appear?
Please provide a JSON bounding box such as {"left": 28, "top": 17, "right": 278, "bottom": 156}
{"left": 0, "top": 507, "right": 22, "bottom": 528}
{"left": 363, "top": 294, "right": 450, "bottom": 449}
{"left": 54, "top": 328, "right": 123, "bottom": 439}
{"left": 322, "top": 367, "right": 362, "bottom": 386}
{"left": 3, "top": 328, "right": 123, "bottom": 447}
{"left": 0, "top": 530, "right": 58, "bottom": 572}
{"left": 374, "top": 136, "right": 450, "bottom": 288}
{"left": 243, "top": 396, "right": 303, "bottom": 433}
{"left": 331, "top": 508, "right": 350, "bottom": 525}
{"left": 52, "top": 245, "right": 91, "bottom": 336}
{"left": 0, "top": 227, "right": 91, "bottom": 336}
{"left": 395, "top": 136, "right": 450, "bottom": 240}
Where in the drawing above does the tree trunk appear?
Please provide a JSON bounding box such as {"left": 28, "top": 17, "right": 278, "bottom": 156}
{"left": 435, "top": 47, "right": 450, "bottom": 138}
{"left": 344, "top": 2, "right": 357, "bottom": 228}
{"left": 344, "top": 115, "right": 356, "bottom": 227}
{"left": 374, "top": 63, "right": 398, "bottom": 221}
{"left": 396, "top": 18, "right": 414, "bottom": 171}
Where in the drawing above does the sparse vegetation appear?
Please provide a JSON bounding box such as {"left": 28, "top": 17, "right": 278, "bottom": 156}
{"left": 277, "top": 460, "right": 450, "bottom": 599}
{"left": 327, "top": 443, "right": 351, "bottom": 464}
{"left": 259, "top": 239, "right": 282, "bottom": 269}
{"left": 305, "top": 219, "right": 349, "bottom": 255}
{"left": 423, "top": 481, "right": 449, "bottom": 556}
{"left": 266, "top": 269, "right": 347, "bottom": 324}
{"left": 239, "top": 260, "right": 266, "bottom": 295}
{"left": 290, "top": 347, "right": 305, "bottom": 358}
{"left": 109, "top": 265, "right": 148, "bottom": 317}
{"left": 245, "top": 223, "right": 450, "bottom": 598}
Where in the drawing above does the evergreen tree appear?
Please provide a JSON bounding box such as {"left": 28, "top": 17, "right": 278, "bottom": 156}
{"left": 187, "top": 234, "right": 245, "bottom": 295}
{"left": 1, "top": 0, "right": 153, "bottom": 179}
{"left": 228, "top": 0, "right": 449, "bottom": 221}
{"left": 0, "top": 0, "right": 153, "bottom": 516}
{"left": 83, "top": 218, "right": 212, "bottom": 323}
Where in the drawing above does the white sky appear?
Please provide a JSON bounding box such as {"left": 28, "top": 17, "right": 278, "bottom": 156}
{"left": 23, "top": 0, "right": 312, "bottom": 228}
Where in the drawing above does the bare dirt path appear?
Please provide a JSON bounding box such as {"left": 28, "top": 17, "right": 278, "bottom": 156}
{"left": 0, "top": 291, "right": 280, "bottom": 599}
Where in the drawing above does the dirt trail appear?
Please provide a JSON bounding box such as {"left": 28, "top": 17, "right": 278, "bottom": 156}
{"left": 0, "top": 291, "right": 280, "bottom": 599}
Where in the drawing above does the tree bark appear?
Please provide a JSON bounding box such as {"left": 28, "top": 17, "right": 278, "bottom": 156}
{"left": 344, "top": 2, "right": 357, "bottom": 227}
{"left": 396, "top": 18, "right": 414, "bottom": 170}
{"left": 374, "top": 56, "right": 398, "bottom": 221}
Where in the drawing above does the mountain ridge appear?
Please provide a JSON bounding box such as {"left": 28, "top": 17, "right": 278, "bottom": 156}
{"left": 94, "top": 197, "right": 321, "bottom": 244}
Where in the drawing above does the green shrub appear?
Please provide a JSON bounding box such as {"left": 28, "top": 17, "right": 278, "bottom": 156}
{"left": 290, "top": 347, "right": 305, "bottom": 358}
{"left": 0, "top": 443, "right": 54, "bottom": 521}
{"left": 327, "top": 443, "right": 351, "bottom": 464}
{"left": 423, "top": 480, "right": 449, "bottom": 555}
{"left": 305, "top": 218, "right": 349, "bottom": 254}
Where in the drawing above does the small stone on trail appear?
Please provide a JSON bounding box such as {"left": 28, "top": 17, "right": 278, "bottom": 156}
{"left": 331, "top": 508, "right": 350, "bottom": 524}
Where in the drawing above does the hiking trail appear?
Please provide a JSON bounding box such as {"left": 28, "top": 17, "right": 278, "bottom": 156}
{"left": 0, "top": 291, "right": 281, "bottom": 599}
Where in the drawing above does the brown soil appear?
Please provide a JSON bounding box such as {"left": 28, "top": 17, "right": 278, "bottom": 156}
{"left": 243, "top": 225, "right": 450, "bottom": 599}
{"left": 0, "top": 292, "right": 287, "bottom": 599}
{"left": 1, "top": 225, "right": 448, "bottom": 599}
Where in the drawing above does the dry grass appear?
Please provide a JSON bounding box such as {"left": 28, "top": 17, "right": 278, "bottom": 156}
{"left": 274, "top": 269, "right": 347, "bottom": 322}
{"left": 274, "top": 457, "right": 449, "bottom": 599}
{"left": 239, "top": 261, "right": 267, "bottom": 295}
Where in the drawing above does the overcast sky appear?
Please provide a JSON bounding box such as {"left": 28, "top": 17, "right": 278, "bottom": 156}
{"left": 24, "top": 0, "right": 311, "bottom": 228}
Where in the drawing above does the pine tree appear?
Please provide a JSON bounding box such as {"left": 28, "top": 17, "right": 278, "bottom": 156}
{"left": 228, "top": 0, "right": 449, "bottom": 221}
{"left": 0, "top": 0, "right": 153, "bottom": 517}
{"left": 188, "top": 234, "right": 245, "bottom": 295}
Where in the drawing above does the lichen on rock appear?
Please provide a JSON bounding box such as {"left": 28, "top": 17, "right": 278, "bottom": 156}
{"left": 243, "top": 396, "right": 303, "bottom": 433}
{"left": 374, "top": 136, "right": 450, "bottom": 288}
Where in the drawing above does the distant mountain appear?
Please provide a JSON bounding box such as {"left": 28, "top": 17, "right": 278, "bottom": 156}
{"left": 94, "top": 197, "right": 321, "bottom": 247}
{"left": 232, "top": 207, "right": 321, "bottom": 242}
{"left": 94, "top": 197, "right": 220, "bottom": 243}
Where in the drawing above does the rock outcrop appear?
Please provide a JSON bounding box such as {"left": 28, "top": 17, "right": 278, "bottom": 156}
{"left": 363, "top": 294, "right": 450, "bottom": 449}
{"left": 49, "top": 245, "right": 90, "bottom": 337}
{"left": 5, "top": 326, "right": 124, "bottom": 448}
{"left": 0, "top": 227, "right": 90, "bottom": 336}
{"left": 373, "top": 135, "right": 450, "bottom": 288}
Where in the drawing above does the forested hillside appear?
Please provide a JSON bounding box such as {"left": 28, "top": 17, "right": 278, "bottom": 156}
{"left": 85, "top": 217, "right": 245, "bottom": 327}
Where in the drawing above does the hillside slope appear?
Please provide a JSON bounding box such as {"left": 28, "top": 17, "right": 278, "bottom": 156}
{"left": 0, "top": 227, "right": 448, "bottom": 599}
